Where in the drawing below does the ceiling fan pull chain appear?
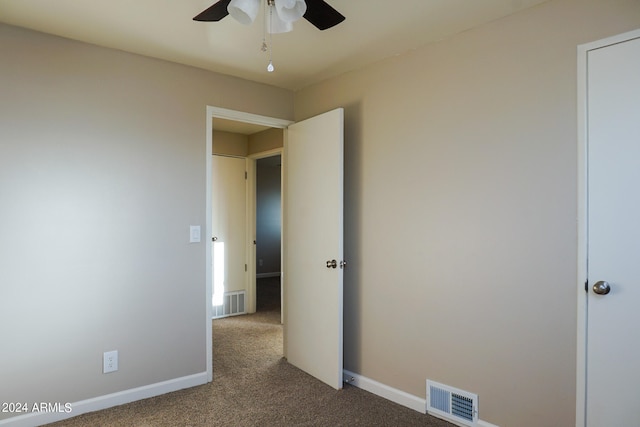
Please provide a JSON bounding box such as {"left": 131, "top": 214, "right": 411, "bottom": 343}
{"left": 261, "top": 0, "right": 268, "bottom": 52}
{"left": 267, "top": 2, "right": 275, "bottom": 72}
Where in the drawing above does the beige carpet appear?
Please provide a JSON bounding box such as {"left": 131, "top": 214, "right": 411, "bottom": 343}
{"left": 46, "top": 279, "right": 453, "bottom": 426}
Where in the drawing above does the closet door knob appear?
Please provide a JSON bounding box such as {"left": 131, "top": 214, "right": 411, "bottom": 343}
{"left": 593, "top": 281, "right": 611, "bottom": 295}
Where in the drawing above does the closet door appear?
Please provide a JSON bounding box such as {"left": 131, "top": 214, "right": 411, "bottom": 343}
{"left": 585, "top": 33, "right": 640, "bottom": 427}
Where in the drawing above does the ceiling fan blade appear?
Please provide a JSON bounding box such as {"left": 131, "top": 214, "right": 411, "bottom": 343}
{"left": 193, "top": 0, "right": 232, "bottom": 22}
{"left": 303, "top": 0, "right": 345, "bottom": 30}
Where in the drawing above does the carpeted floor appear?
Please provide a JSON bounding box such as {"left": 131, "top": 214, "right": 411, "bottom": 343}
{"left": 46, "top": 278, "right": 453, "bottom": 426}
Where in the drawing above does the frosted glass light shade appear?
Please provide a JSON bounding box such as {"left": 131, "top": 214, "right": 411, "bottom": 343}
{"left": 274, "top": 0, "right": 307, "bottom": 23}
{"left": 268, "top": 6, "right": 293, "bottom": 33}
{"left": 228, "top": 0, "right": 260, "bottom": 25}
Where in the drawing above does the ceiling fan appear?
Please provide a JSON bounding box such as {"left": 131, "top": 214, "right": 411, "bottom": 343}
{"left": 193, "top": 0, "right": 345, "bottom": 31}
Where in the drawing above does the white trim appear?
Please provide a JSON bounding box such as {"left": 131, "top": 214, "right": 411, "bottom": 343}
{"left": 248, "top": 147, "right": 283, "bottom": 160}
{"left": 206, "top": 106, "right": 293, "bottom": 382}
{"left": 0, "top": 373, "right": 207, "bottom": 427}
{"left": 205, "top": 107, "right": 214, "bottom": 382}
{"left": 208, "top": 106, "right": 292, "bottom": 129}
{"left": 246, "top": 156, "right": 257, "bottom": 313}
{"left": 343, "top": 370, "right": 426, "bottom": 413}
{"left": 343, "top": 370, "right": 499, "bottom": 427}
{"left": 575, "top": 34, "right": 588, "bottom": 427}
{"left": 575, "top": 28, "right": 640, "bottom": 427}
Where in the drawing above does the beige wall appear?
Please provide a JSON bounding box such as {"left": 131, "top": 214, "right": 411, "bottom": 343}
{"left": 212, "top": 127, "right": 283, "bottom": 157}
{"left": 248, "top": 127, "right": 284, "bottom": 155}
{"left": 0, "top": 23, "right": 292, "bottom": 422}
{"left": 213, "top": 129, "right": 249, "bottom": 157}
{"left": 294, "top": 0, "right": 640, "bottom": 426}
{"left": 3, "top": 0, "right": 640, "bottom": 425}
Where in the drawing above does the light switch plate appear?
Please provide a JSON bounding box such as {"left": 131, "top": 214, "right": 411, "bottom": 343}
{"left": 190, "top": 225, "right": 201, "bottom": 243}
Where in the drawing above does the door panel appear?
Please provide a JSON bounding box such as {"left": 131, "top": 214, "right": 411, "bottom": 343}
{"left": 284, "top": 108, "right": 344, "bottom": 389}
{"left": 211, "top": 155, "right": 247, "bottom": 310}
{"left": 586, "top": 36, "right": 640, "bottom": 426}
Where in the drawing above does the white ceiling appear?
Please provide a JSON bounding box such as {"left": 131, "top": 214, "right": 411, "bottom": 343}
{"left": 0, "top": 0, "right": 549, "bottom": 92}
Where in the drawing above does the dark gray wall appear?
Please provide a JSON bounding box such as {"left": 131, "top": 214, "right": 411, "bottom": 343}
{"left": 256, "top": 155, "right": 281, "bottom": 276}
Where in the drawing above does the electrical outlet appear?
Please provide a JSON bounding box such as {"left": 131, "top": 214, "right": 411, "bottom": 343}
{"left": 103, "top": 350, "right": 118, "bottom": 374}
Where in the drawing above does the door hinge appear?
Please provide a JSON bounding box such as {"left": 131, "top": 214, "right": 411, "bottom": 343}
{"left": 245, "top": 171, "right": 247, "bottom": 180}
{"left": 585, "top": 279, "right": 588, "bottom": 293}
{"left": 245, "top": 264, "right": 248, "bottom": 272}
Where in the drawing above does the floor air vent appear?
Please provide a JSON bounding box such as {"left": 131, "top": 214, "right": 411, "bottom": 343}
{"left": 213, "top": 290, "right": 246, "bottom": 319}
{"left": 426, "top": 380, "right": 478, "bottom": 427}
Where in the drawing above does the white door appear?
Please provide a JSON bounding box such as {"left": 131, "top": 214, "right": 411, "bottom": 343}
{"left": 284, "top": 108, "right": 344, "bottom": 389}
{"left": 586, "top": 34, "right": 640, "bottom": 426}
{"left": 211, "top": 155, "right": 247, "bottom": 314}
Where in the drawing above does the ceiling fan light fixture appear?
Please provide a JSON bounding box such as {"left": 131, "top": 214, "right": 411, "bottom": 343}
{"left": 274, "top": 0, "right": 307, "bottom": 23}
{"left": 227, "top": 0, "right": 260, "bottom": 25}
{"left": 195, "top": 0, "right": 345, "bottom": 73}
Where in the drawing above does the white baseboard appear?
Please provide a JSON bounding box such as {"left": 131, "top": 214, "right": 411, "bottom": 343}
{"left": 2, "top": 370, "right": 499, "bottom": 427}
{"left": 256, "top": 272, "right": 281, "bottom": 279}
{"left": 342, "top": 370, "right": 499, "bottom": 427}
{"left": 343, "top": 369, "right": 426, "bottom": 413}
{"left": 0, "top": 372, "right": 208, "bottom": 427}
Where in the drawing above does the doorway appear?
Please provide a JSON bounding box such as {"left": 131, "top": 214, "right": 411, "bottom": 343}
{"left": 206, "top": 106, "right": 345, "bottom": 390}
{"left": 205, "top": 106, "right": 292, "bottom": 382}
{"left": 255, "top": 155, "right": 282, "bottom": 315}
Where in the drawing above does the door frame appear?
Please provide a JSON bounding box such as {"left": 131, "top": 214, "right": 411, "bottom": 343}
{"left": 206, "top": 106, "right": 293, "bottom": 382}
{"left": 575, "top": 28, "right": 640, "bottom": 427}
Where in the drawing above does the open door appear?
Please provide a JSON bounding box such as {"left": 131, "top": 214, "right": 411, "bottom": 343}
{"left": 284, "top": 108, "right": 344, "bottom": 389}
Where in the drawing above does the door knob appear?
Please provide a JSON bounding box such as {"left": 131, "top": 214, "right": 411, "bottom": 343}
{"left": 593, "top": 281, "right": 611, "bottom": 295}
{"left": 326, "top": 260, "right": 337, "bottom": 269}
{"left": 212, "top": 237, "right": 218, "bottom": 242}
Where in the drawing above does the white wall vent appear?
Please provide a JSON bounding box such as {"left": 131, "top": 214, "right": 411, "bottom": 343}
{"left": 213, "top": 290, "right": 246, "bottom": 319}
{"left": 426, "top": 380, "right": 478, "bottom": 427}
